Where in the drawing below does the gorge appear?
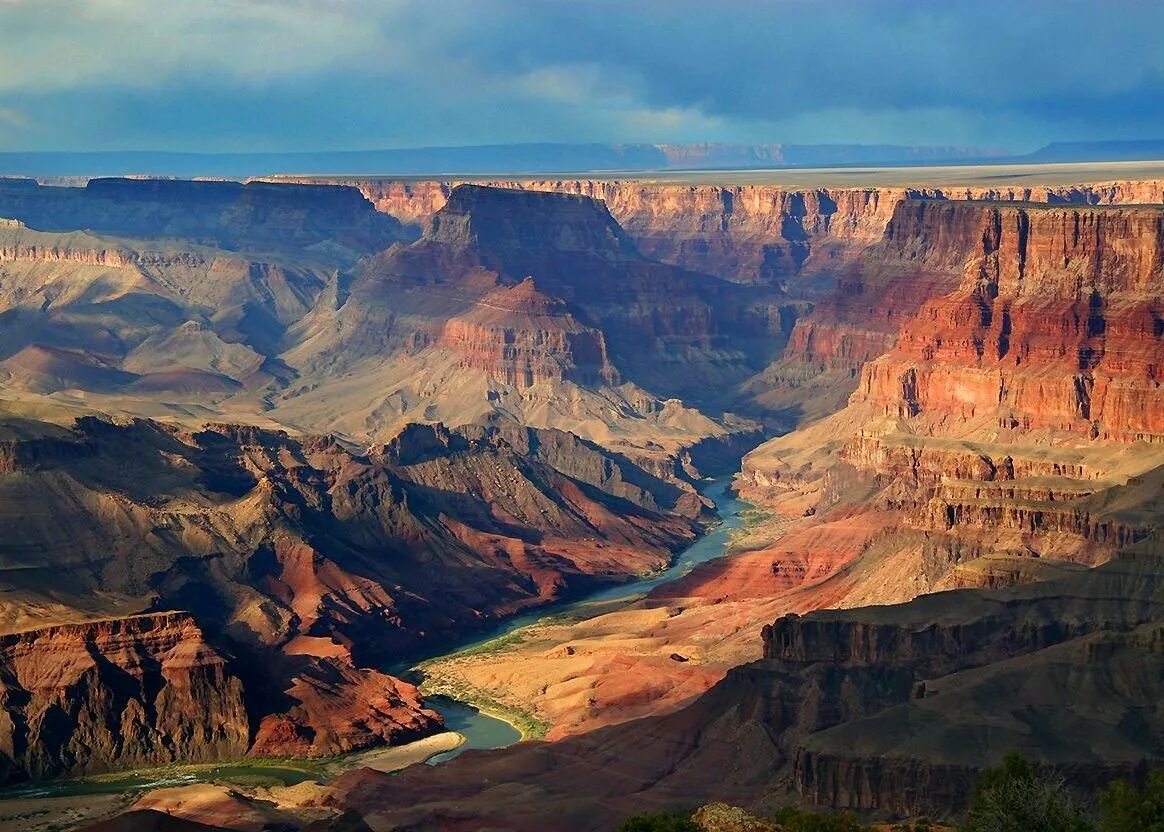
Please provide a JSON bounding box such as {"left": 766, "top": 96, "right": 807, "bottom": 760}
{"left": 0, "top": 168, "right": 1160, "bottom": 831}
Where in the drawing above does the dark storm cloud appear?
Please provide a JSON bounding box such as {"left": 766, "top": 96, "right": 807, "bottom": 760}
{"left": 0, "top": 0, "right": 1161, "bottom": 151}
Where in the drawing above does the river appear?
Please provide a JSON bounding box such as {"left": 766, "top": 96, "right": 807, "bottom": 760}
{"left": 420, "top": 477, "right": 746, "bottom": 762}
{"left": 0, "top": 479, "right": 745, "bottom": 797}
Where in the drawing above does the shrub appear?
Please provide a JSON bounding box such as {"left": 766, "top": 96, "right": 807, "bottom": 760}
{"left": 771, "top": 806, "right": 871, "bottom": 831}
{"left": 1099, "top": 770, "right": 1164, "bottom": 832}
{"left": 618, "top": 811, "right": 700, "bottom": 832}
{"left": 962, "top": 753, "right": 1094, "bottom": 832}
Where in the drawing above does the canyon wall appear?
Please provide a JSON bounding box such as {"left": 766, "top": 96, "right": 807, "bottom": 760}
{"left": 0, "top": 612, "right": 249, "bottom": 780}
{"left": 736, "top": 198, "right": 1164, "bottom": 607}
{"left": 0, "top": 177, "right": 406, "bottom": 252}
{"left": 856, "top": 200, "right": 1164, "bottom": 440}
{"left": 342, "top": 553, "right": 1164, "bottom": 829}
{"left": 0, "top": 409, "right": 707, "bottom": 779}
{"left": 296, "top": 177, "right": 1164, "bottom": 286}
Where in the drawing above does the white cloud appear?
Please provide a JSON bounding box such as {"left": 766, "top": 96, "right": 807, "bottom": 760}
{"left": 0, "top": 0, "right": 414, "bottom": 93}
{"left": 0, "top": 107, "right": 29, "bottom": 130}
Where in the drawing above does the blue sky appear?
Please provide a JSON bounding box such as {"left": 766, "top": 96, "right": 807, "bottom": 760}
{"left": 1, "top": 0, "right": 1162, "bottom": 153}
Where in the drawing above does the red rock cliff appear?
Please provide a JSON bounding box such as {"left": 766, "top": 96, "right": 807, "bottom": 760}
{"left": 0, "top": 612, "right": 249, "bottom": 780}
{"left": 855, "top": 201, "right": 1164, "bottom": 441}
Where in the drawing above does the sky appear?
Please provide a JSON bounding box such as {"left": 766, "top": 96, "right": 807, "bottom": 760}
{"left": 1, "top": 0, "right": 1163, "bottom": 154}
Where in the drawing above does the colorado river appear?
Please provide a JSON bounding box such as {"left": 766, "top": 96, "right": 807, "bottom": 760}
{"left": 419, "top": 477, "right": 746, "bottom": 761}
{"left": 0, "top": 479, "right": 746, "bottom": 796}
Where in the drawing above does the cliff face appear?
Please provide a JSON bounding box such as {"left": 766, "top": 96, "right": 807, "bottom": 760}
{"left": 732, "top": 198, "right": 1164, "bottom": 621}
{"left": 857, "top": 201, "right": 1164, "bottom": 440}
{"left": 0, "top": 612, "right": 248, "bottom": 780}
{"left": 0, "top": 181, "right": 769, "bottom": 459}
{"left": 436, "top": 278, "right": 618, "bottom": 388}
{"left": 0, "top": 177, "right": 406, "bottom": 253}
{"left": 313, "top": 178, "right": 1164, "bottom": 286}
{"left": 275, "top": 184, "right": 785, "bottom": 454}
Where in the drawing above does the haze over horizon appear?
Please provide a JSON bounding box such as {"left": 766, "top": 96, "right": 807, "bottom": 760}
{"left": 2, "top": 0, "right": 1163, "bottom": 156}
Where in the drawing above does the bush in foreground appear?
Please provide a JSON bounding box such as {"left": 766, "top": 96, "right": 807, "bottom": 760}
{"left": 1099, "top": 769, "right": 1164, "bottom": 832}
{"left": 962, "top": 753, "right": 1093, "bottom": 832}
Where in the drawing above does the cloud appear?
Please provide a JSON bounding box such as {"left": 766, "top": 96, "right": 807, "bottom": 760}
{"left": 1, "top": 0, "right": 1162, "bottom": 152}
{"left": 0, "top": 108, "right": 29, "bottom": 131}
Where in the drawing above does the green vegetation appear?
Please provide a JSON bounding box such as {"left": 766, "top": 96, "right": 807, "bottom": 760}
{"left": 614, "top": 759, "right": 1164, "bottom": 832}
{"left": 420, "top": 676, "right": 549, "bottom": 740}
{"left": 771, "top": 807, "right": 872, "bottom": 831}
{"left": 435, "top": 627, "right": 531, "bottom": 660}
{"left": 617, "top": 811, "right": 699, "bottom": 832}
{"left": 963, "top": 754, "right": 1092, "bottom": 832}
{"left": 725, "top": 504, "right": 787, "bottom": 554}
{"left": 617, "top": 806, "right": 881, "bottom": 832}
{"left": 963, "top": 754, "right": 1164, "bottom": 832}
{"left": 1099, "top": 770, "right": 1164, "bottom": 832}
{"left": 0, "top": 756, "right": 331, "bottom": 802}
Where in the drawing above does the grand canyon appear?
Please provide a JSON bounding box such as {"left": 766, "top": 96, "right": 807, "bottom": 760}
{"left": 0, "top": 164, "right": 1160, "bottom": 830}
{"left": 4, "top": 3, "right": 1164, "bottom": 830}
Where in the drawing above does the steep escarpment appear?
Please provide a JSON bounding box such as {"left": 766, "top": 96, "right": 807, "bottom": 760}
{"left": 335, "top": 178, "right": 1164, "bottom": 424}
{"left": 858, "top": 201, "right": 1164, "bottom": 439}
{"left": 0, "top": 612, "right": 249, "bottom": 781}
{"left": 436, "top": 278, "right": 618, "bottom": 388}
{"left": 0, "top": 177, "right": 405, "bottom": 253}
{"left": 0, "top": 180, "right": 774, "bottom": 461}
{"left": 730, "top": 199, "right": 1164, "bottom": 620}
{"left": 306, "top": 177, "right": 1164, "bottom": 287}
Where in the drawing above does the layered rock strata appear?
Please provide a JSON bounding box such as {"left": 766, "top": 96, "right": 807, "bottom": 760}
{"left": 0, "top": 612, "right": 248, "bottom": 780}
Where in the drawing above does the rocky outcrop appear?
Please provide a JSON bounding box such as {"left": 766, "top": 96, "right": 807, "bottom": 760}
{"left": 436, "top": 278, "right": 618, "bottom": 387}
{"left": 0, "top": 177, "right": 406, "bottom": 253}
{"left": 277, "top": 184, "right": 785, "bottom": 451}
{"left": 692, "top": 803, "right": 782, "bottom": 832}
{"left": 0, "top": 612, "right": 248, "bottom": 781}
{"left": 428, "top": 184, "right": 641, "bottom": 259}
{"left": 249, "top": 657, "right": 439, "bottom": 758}
{"left": 738, "top": 196, "right": 1164, "bottom": 613}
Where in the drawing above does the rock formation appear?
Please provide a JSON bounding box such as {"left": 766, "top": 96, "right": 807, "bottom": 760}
{"left": 0, "top": 408, "right": 702, "bottom": 779}
{"left": 291, "top": 177, "right": 1164, "bottom": 286}
{"left": 0, "top": 612, "right": 248, "bottom": 781}
{"left": 730, "top": 199, "right": 1164, "bottom": 617}
{"left": 273, "top": 184, "right": 783, "bottom": 458}
{"left": 2, "top": 169, "right": 1164, "bottom": 824}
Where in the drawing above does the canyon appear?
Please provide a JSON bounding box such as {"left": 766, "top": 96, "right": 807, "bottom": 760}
{"left": 0, "top": 407, "right": 707, "bottom": 780}
{"left": 0, "top": 170, "right": 1161, "bottom": 830}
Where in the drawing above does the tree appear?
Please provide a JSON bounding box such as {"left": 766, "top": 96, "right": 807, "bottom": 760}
{"left": 771, "top": 806, "right": 870, "bottom": 832}
{"left": 963, "top": 753, "right": 1095, "bottom": 832}
{"left": 1099, "top": 770, "right": 1164, "bottom": 832}
{"left": 618, "top": 811, "right": 700, "bottom": 832}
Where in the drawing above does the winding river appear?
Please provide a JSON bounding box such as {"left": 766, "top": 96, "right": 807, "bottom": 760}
{"left": 421, "top": 477, "right": 746, "bottom": 762}
{"left": 0, "top": 479, "right": 745, "bottom": 797}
